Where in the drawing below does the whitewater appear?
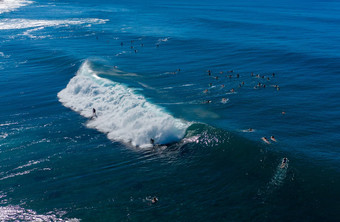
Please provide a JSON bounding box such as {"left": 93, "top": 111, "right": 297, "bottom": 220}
{"left": 0, "top": 0, "right": 33, "bottom": 14}
{"left": 58, "top": 61, "right": 190, "bottom": 148}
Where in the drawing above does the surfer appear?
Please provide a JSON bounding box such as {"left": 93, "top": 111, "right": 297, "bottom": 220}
{"left": 280, "top": 157, "right": 288, "bottom": 168}
{"left": 261, "top": 137, "right": 270, "bottom": 144}
{"left": 151, "top": 197, "right": 158, "bottom": 204}
{"left": 150, "top": 138, "right": 155, "bottom": 146}
{"left": 92, "top": 108, "right": 97, "bottom": 119}
{"left": 270, "top": 136, "right": 277, "bottom": 142}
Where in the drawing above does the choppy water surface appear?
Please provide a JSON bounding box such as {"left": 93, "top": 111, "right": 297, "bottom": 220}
{"left": 1, "top": 0, "right": 340, "bottom": 221}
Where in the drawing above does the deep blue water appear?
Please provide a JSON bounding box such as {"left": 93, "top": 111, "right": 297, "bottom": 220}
{"left": 1, "top": 0, "right": 340, "bottom": 221}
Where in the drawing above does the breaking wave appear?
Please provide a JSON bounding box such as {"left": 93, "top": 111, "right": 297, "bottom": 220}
{"left": 58, "top": 60, "right": 190, "bottom": 148}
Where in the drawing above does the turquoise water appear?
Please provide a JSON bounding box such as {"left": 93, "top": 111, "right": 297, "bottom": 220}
{"left": 1, "top": 0, "right": 340, "bottom": 221}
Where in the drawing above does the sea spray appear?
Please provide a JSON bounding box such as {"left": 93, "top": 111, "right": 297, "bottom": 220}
{"left": 58, "top": 61, "right": 190, "bottom": 148}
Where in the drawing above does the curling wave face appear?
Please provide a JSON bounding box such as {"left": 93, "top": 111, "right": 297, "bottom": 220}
{"left": 58, "top": 61, "right": 190, "bottom": 148}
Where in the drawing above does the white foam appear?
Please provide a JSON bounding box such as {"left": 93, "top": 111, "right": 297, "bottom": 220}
{"left": 269, "top": 158, "right": 289, "bottom": 187}
{"left": 0, "top": 18, "right": 109, "bottom": 30}
{"left": 21, "top": 27, "right": 50, "bottom": 39}
{"left": 0, "top": 0, "right": 33, "bottom": 14}
{"left": 58, "top": 61, "right": 190, "bottom": 148}
{"left": 0, "top": 52, "right": 10, "bottom": 58}
{"left": 156, "top": 37, "right": 170, "bottom": 45}
{"left": 13, "top": 159, "right": 48, "bottom": 170}
{"left": 0, "top": 133, "right": 8, "bottom": 138}
{"left": 0, "top": 205, "right": 79, "bottom": 222}
{"left": 0, "top": 168, "right": 37, "bottom": 181}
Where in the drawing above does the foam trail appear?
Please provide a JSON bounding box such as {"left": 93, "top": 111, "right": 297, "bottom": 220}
{"left": 58, "top": 61, "right": 190, "bottom": 148}
{"left": 0, "top": 18, "right": 109, "bottom": 30}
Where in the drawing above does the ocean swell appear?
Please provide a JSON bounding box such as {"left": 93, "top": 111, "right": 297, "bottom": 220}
{"left": 58, "top": 61, "right": 190, "bottom": 148}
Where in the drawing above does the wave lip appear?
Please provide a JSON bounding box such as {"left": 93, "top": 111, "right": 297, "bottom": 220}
{"left": 58, "top": 61, "right": 190, "bottom": 148}
{"left": 0, "top": 0, "right": 34, "bottom": 14}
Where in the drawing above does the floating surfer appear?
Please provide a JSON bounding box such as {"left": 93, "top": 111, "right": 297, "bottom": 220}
{"left": 151, "top": 197, "right": 158, "bottom": 204}
{"left": 241, "top": 128, "right": 254, "bottom": 133}
{"left": 221, "top": 98, "right": 229, "bottom": 104}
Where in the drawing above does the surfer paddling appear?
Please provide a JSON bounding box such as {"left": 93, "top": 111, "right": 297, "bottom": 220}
{"left": 270, "top": 136, "right": 277, "bottom": 142}
{"left": 280, "top": 157, "right": 288, "bottom": 168}
{"left": 261, "top": 137, "right": 270, "bottom": 144}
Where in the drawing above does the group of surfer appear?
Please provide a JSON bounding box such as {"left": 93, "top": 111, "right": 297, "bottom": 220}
{"left": 204, "top": 69, "right": 288, "bottom": 166}
{"left": 203, "top": 70, "right": 279, "bottom": 104}
{"left": 261, "top": 136, "right": 277, "bottom": 144}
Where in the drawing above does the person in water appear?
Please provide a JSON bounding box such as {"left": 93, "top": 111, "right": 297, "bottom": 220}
{"left": 270, "top": 136, "right": 277, "bottom": 142}
{"left": 281, "top": 157, "right": 288, "bottom": 168}
{"left": 92, "top": 108, "right": 97, "bottom": 118}
{"left": 261, "top": 137, "right": 270, "bottom": 144}
{"left": 151, "top": 197, "right": 158, "bottom": 204}
{"left": 150, "top": 138, "right": 155, "bottom": 146}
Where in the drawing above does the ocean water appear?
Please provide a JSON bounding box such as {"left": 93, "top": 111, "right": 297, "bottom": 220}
{"left": 1, "top": 0, "right": 340, "bottom": 221}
